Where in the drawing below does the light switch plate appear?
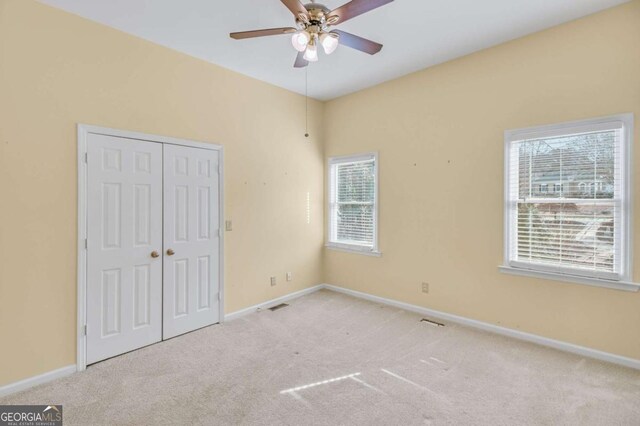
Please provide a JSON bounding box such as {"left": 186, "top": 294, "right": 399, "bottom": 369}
{"left": 225, "top": 220, "right": 232, "bottom": 231}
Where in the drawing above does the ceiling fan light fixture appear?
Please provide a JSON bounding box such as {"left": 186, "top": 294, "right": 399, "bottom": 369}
{"left": 230, "top": 0, "right": 392, "bottom": 67}
{"left": 320, "top": 32, "right": 339, "bottom": 55}
{"left": 303, "top": 43, "right": 318, "bottom": 62}
{"left": 291, "top": 30, "right": 310, "bottom": 52}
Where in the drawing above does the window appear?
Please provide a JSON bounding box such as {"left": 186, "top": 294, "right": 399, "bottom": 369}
{"left": 502, "top": 114, "right": 634, "bottom": 289}
{"left": 327, "top": 153, "right": 379, "bottom": 255}
{"left": 540, "top": 184, "right": 548, "bottom": 193}
{"left": 579, "top": 182, "right": 587, "bottom": 193}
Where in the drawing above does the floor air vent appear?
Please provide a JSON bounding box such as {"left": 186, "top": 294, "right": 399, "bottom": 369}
{"left": 421, "top": 318, "right": 445, "bottom": 327}
{"left": 269, "top": 303, "right": 289, "bottom": 311}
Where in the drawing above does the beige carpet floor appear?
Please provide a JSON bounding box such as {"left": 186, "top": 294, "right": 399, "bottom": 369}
{"left": 2, "top": 289, "right": 640, "bottom": 425}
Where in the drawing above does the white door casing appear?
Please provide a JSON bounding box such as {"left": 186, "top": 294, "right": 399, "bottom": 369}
{"left": 79, "top": 125, "right": 224, "bottom": 370}
{"left": 162, "top": 144, "right": 221, "bottom": 339}
{"left": 86, "top": 134, "right": 163, "bottom": 364}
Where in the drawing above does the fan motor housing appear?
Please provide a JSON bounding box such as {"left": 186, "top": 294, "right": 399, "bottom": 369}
{"left": 303, "top": 3, "right": 331, "bottom": 27}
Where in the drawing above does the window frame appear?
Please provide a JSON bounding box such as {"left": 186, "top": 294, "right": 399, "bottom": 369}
{"left": 500, "top": 113, "right": 638, "bottom": 292}
{"left": 326, "top": 152, "right": 380, "bottom": 256}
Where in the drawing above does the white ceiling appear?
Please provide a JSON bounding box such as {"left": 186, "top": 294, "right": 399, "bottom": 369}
{"left": 38, "top": 0, "right": 628, "bottom": 100}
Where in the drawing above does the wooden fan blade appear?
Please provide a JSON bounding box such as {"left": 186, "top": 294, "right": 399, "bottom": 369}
{"left": 281, "top": 0, "right": 308, "bottom": 19}
{"left": 332, "top": 30, "right": 383, "bottom": 55}
{"left": 230, "top": 27, "right": 297, "bottom": 40}
{"left": 294, "top": 51, "right": 309, "bottom": 68}
{"left": 329, "top": 0, "right": 394, "bottom": 24}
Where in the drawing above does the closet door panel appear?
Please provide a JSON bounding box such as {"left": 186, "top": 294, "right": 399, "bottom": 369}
{"left": 86, "top": 134, "right": 163, "bottom": 364}
{"left": 163, "top": 144, "right": 220, "bottom": 339}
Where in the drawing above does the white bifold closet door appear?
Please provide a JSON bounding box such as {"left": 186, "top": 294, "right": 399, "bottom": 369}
{"left": 86, "top": 134, "right": 220, "bottom": 364}
{"left": 86, "top": 134, "right": 163, "bottom": 364}
{"left": 162, "top": 144, "right": 220, "bottom": 339}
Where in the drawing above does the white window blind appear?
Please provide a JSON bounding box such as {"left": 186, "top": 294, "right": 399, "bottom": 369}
{"left": 505, "top": 116, "right": 632, "bottom": 283}
{"left": 328, "top": 153, "right": 378, "bottom": 253}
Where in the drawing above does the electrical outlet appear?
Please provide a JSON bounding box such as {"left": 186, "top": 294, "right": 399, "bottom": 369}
{"left": 421, "top": 282, "right": 429, "bottom": 294}
{"left": 270, "top": 276, "right": 277, "bottom": 287}
{"left": 225, "top": 220, "right": 233, "bottom": 231}
{"left": 286, "top": 272, "right": 292, "bottom": 282}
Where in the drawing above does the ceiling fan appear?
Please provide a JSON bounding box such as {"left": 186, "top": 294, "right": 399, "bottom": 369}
{"left": 230, "top": 0, "right": 394, "bottom": 67}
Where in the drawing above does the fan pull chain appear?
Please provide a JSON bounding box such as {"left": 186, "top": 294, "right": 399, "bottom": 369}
{"left": 305, "top": 66, "right": 309, "bottom": 138}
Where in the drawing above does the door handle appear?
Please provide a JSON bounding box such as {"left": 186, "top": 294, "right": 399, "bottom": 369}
{"left": 151, "top": 251, "right": 160, "bottom": 258}
{"left": 166, "top": 249, "right": 175, "bottom": 256}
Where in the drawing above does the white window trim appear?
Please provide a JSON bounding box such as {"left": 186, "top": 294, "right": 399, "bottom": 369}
{"left": 326, "top": 152, "right": 381, "bottom": 256}
{"left": 501, "top": 113, "right": 638, "bottom": 292}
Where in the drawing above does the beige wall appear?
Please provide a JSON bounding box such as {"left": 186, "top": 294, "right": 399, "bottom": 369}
{"left": 1, "top": 0, "right": 639, "bottom": 389}
{"left": 324, "top": 1, "right": 640, "bottom": 360}
{"left": 0, "top": 0, "right": 324, "bottom": 386}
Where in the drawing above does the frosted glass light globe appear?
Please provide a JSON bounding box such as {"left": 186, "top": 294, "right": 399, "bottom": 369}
{"left": 291, "top": 31, "right": 310, "bottom": 52}
{"left": 320, "top": 32, "right": 339, "bottom": 55}
{"left": 303, "top": 43, "right": 318, "bottom": 62}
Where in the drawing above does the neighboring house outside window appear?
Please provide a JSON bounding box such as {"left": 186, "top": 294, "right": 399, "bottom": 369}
{"left": 502, "top": 114, "right": 635, "bottom": 290}
{"left": 578, "top": 182, "right": 587, "bottom": 193}
{"left": 327, "top": 153, "right": 380, "bottom": 256}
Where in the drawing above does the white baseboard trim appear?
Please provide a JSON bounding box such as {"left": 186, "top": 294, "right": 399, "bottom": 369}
{"left": 3, "top": 282, "right": 638, "bottom": 398}
{"left": 224, "top": 284, "right": 325, "bottom": 322}
{"left": 0, "top": 365, "right": 77, "bottom": 398}
{"left": 323, "top": 284, "right": 640, "bottom": 370}
{"left": 1, "top": 285, "right": 326, "bottom": 398}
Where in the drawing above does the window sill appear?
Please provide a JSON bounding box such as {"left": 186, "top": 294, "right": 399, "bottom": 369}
{"left": 325, "top": 244, "right": 382, "bottom": 257}
{"left": 498, "top": 265, "right": 640, "bottom": 292}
